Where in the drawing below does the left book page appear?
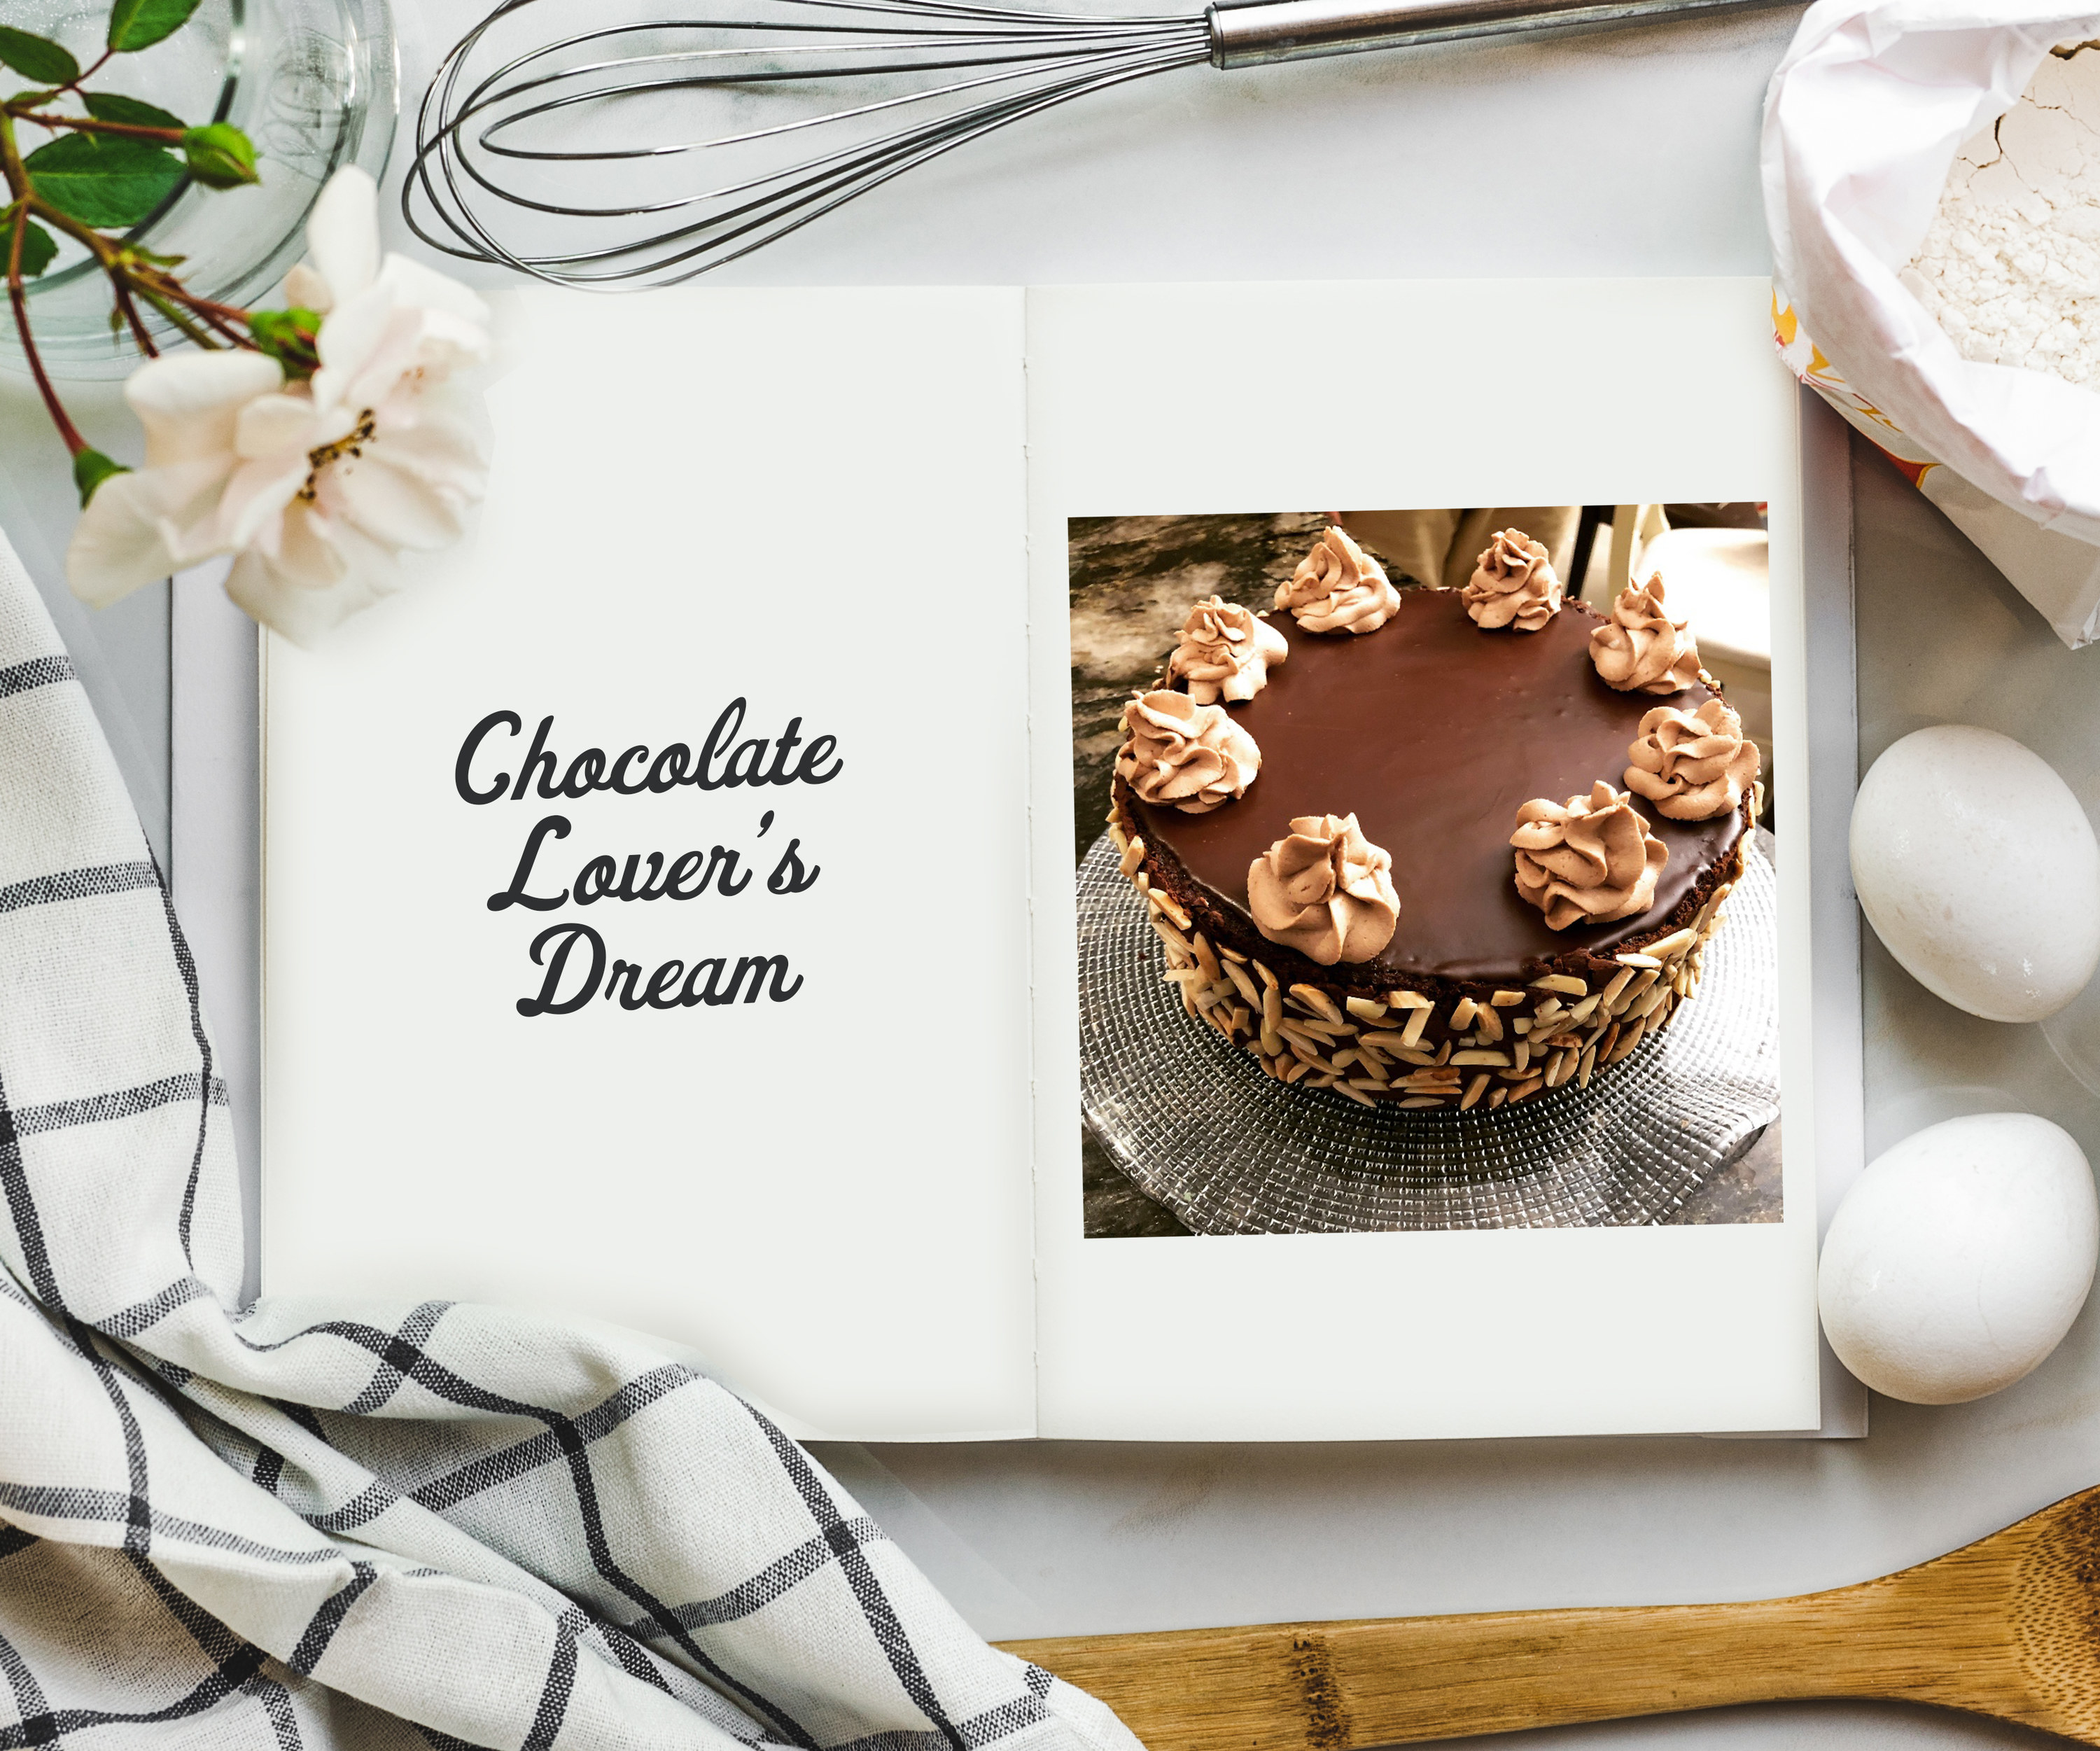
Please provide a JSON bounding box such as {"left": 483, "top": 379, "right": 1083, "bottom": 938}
{"left": 260, "top": 286, "right": 1037, "bottom": 1442}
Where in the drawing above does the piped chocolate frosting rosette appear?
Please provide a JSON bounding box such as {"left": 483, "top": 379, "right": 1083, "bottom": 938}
{"left": 1114, "top": 690, "right": 1260, "bottom": 815}
{"left": 1168, "top": 596, "right": 1288, "bottom": 704}
{"left": 1275, "top": 526, "right": 1401, "bottom": 636}
{"left": 1625, "top": 698, "right": 1760, "bottom": 821}
{"left": 1589, "top": 575, "right": 1700, "bottom": 694}
{"left": 1510, "top": 781, "right": 1667, "bottom": 930}
{"left": 1462, "top": 529, "right": 1562, "bottom": 632}
{"left": 1245, "top": 812, "right": 1400, "bottom": 965}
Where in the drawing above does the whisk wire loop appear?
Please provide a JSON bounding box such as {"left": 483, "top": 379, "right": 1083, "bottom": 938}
{"left": 408, "top": 0, "right": 1214, "bottom": 284}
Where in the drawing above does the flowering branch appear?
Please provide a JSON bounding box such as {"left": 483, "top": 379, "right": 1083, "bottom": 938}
{"left": 0, "top": 4, "right": 265, "bottom": 498}
{"left": 3, "top": 11, "right": 493, "bottom": 648}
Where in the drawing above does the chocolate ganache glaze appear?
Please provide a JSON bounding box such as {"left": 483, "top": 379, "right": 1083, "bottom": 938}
{"left": 1125, "top": 587, "right": 1745, "bottom": 983}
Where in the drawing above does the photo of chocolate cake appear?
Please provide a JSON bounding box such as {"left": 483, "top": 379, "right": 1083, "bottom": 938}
{"left": 1105, "top": 525, "right": 1760, "bottom": 1112}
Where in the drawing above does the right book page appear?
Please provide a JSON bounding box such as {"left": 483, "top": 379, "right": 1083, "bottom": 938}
{"left": 1026, "top": 278, "right": 1826, "bottom": 1440}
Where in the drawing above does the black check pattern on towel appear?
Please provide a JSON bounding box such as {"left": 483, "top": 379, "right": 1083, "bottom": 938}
{"left": 0, "top": 538, "right": 1138, "bottom": 1751}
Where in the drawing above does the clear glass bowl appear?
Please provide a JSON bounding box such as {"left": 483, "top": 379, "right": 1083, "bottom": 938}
{"left": 1, "top": 0, "right": 396, "bottom": 379}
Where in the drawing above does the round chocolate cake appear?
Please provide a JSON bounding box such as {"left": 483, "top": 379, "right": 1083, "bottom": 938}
{"left": 1106, "top": 536, "right": 1758, "bottom": 1110}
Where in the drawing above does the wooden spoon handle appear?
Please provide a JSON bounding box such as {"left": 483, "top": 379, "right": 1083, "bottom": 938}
{"left": 1002, "top": 1572, "right": 2028, "bottom": 1749}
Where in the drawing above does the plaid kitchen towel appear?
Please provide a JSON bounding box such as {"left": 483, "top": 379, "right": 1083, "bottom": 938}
{"left": 0, "top": 529, "right": 1139, "bottom": 1751}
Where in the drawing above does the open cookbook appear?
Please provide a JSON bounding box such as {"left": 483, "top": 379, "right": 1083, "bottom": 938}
{"left": 254, "top": 277, "right": 1857, "bottom": 1442}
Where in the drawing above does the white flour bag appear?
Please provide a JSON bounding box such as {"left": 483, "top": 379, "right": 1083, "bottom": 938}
{"left": 1765, "top": 0, "right": 2100, "bottom": 646}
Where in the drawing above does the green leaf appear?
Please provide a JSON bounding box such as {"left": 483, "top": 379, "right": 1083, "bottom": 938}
{"left": 180, "top": 123, "right": 256, "bottom": 189}
{"left": 84, "top": 91, "right": 186, "bottom": 131}
{"left": 0, "top": 27, "right": 80, "bottom": 85}
{"left": 73, "top": 449, "right": 128, "bottom": 507}
{"left": 24, "top": 132, "right": 183, "bottom": 230}
{"left": 15, "top": 218, "right": 55, "bottom": 277}
{"left": 106, "top": 0, "right": 202, "bottom": 53}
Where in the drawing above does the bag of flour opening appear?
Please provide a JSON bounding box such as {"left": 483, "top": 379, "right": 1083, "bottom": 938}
{"left": 1763, "top": 0, "right": 2100, "bottom": 647}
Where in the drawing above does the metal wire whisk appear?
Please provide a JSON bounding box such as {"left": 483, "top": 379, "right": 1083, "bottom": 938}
{"left": 405, "top": 0, "right": 1791, "bottom": 285}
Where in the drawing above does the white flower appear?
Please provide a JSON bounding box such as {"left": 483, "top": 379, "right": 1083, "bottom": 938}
{"left": 66, "top": 167, "right": 491, "bottom": 645}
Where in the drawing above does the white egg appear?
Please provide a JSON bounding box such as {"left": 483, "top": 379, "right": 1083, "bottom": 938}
{"left": 1851, "top": 725, "right": 2100, "bottom": 1022}
{"left": 1819, "top": 1112, "right": 2098, "bottom": 1404}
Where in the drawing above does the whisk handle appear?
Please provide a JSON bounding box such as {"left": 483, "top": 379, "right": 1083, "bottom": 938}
{"left": 1206, "top": 0, "right": 1792, "bottom": 67}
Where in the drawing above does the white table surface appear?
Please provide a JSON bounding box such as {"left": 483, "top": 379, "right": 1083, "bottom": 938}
{"left": 6, "top": 3, "right": 2100, "bottom": 1746}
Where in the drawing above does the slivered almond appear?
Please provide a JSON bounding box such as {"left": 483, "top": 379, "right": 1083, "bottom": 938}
{"left": 1449, "top": 996, "right": 1478, "bottom": 1031}
{"left": 1334, "top": 1082, "right": 1377, "bottom": 1107}
{"left": 1387, "top": 989, "right": 1434, "bottom": 1010}
{"left": 1452, "top": 1049, "right": 1511, "bottom": 1067}
{"left": 1599, "top": 967, "right": 1634, "bottom": 1005}
{"left": 1224, "top": 959, "right": 1262, "bottom": 1007}
{"left": 1577, "top": 1044, "right": 1597, "bottom": 1088}
{"left": 1531, "top": 974, "right": 1588, "bottom": 996}
{"left": 1118, "top": 837, "right": 1145, "bottom": 878}
{"left": 1614, "top": 951, "right": 1660, "bottom": 970}
{"left": 1609, "top": 1018, "right": 1647, "bottom": 1063}
{"left": 1400, "top": 1003, "right": 1432, "bottom": 1048}
{"left": 1507, "top": 1077, "right": 1545, "bottom": 1103}
{"left": 1290, "top": 984, "right": 1346, "bottom": 1025}
{"left": 1645, "top": 926, "right": 1695, "bottom": 961}
{"left": 1513, "top": 1040, "right": 1531, "bottom": 1073}
{"left": 1488, "top": 1087, "right": 1509, "bottom": 1109}
{"left": 1568, "top": 994, "right": 1600, "bottom": 1024}
{"left": 1399, "top": 1096, "right": 1447, "bottom": 1108}
{"left": 1345, "top": 996, "right": 1388, "bottom": 1023}
{"left": 1475, "top": 1005, "right": 1504, "bottom": 1044}
{"left": 1460, "top": 1074, "right": 1490, "bottom": 1111}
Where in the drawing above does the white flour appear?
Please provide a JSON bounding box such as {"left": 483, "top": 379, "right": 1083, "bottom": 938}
{"left": 1905, "top": 46, "right": 2100, "bottom": 388}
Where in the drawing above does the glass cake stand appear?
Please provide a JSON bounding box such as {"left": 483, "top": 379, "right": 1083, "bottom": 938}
{"left": 1076, "top": 830, "right": 1782, "bottom": 1232}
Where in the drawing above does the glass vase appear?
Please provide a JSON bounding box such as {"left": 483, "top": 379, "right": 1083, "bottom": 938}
{"left": 1, "top": 0, "right": 396, "bottom": 380}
